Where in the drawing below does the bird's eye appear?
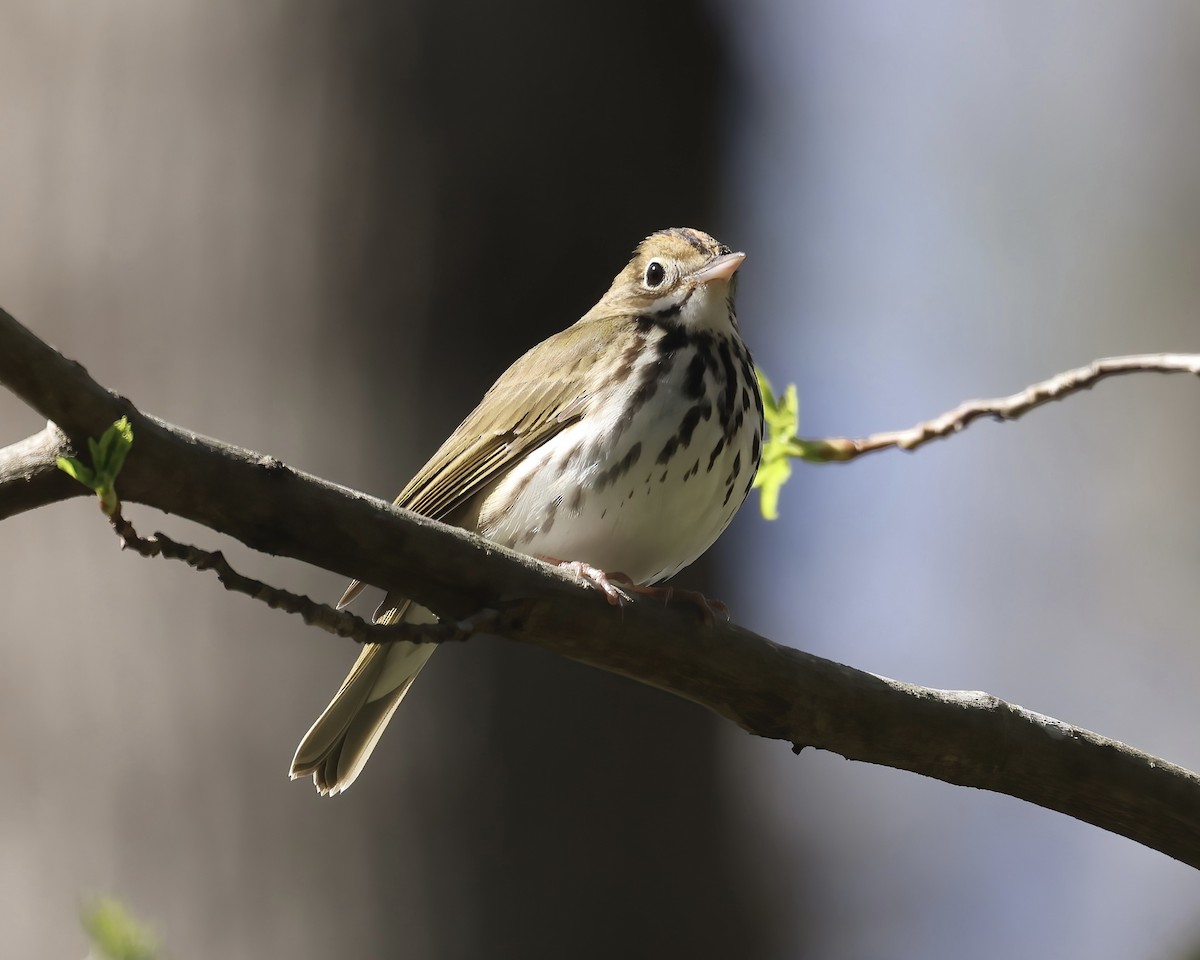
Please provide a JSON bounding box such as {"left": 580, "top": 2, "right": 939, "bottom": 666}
{"left": 644, "top": 260, "right": 666, "bottom": 288}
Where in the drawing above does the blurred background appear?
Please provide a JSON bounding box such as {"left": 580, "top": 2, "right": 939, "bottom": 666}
{"left": 2, "top": 1, "right": 1200, "bottom": 957}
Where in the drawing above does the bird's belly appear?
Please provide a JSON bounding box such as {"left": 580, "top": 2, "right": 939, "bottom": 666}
{"left": 471, "top": 400, "right": 758, "bottom": 585}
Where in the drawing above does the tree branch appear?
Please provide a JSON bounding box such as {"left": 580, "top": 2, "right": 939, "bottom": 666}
{"left": 798, "top": 353, "right": 1200, "bottom": 461}
{"left": 0, "top": 420, "right": 79, "bottom": 517}
{"left": 3, "top": 304, "right": 1199, "bottom": 869}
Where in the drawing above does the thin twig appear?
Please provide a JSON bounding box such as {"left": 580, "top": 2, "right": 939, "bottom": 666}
{"left": 802, "top": 353, "right": 1200, "bottom": 461}
{"left": 106, "top": 504, "right": 493, "bottom": 645}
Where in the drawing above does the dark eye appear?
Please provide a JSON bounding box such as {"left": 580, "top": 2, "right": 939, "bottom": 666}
{"left": 644, "top": 260, "right": 666, "bottom": 287}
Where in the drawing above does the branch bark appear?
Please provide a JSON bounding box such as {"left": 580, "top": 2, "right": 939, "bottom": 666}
{"left": 3, "top": 304, "right": 1199, "bottom": 869}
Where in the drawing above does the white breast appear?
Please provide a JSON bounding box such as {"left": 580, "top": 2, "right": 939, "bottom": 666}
{"left": 472, "top": 327, "right": 761, "bottom": 585}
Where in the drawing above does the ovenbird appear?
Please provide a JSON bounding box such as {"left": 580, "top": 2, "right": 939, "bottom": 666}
{"left": 291, "top": 227, "right": 764, "bottom": 794}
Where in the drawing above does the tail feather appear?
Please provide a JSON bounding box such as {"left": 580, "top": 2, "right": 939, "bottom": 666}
{"left": 337, "top": 578, "right": 366, "bottom": 609}
{"left": 290, "top": 598, "right": 435, "bottom": 795}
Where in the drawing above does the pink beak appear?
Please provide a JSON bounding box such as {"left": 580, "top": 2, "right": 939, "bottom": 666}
{"left": 690, "top": 251, "right": 746, "bottom": 284}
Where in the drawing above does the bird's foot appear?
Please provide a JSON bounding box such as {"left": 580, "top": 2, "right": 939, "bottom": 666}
{"left": 552, "top": 559, "right": 633, "bottom": 606}
{"left": 544, "top": 558, "right": 727, "bottom": 623}
{"left": 623, "top": 583, "right": 729, "bottom": 626}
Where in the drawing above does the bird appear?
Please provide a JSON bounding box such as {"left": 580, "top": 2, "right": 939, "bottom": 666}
{"left": 290, "top": 227, "right": 764, "bottom": 795}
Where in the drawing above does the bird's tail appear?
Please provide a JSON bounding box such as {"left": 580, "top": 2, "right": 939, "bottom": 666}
{"left": 290, "top": 597, "right": 435, "bottom": 795}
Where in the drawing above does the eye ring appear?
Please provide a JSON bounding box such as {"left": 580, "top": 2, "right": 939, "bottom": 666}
{"left": 644, "top": 260, "right": 667, "bottom": 288}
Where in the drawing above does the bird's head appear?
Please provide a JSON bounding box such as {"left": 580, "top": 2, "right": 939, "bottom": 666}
{"left": 590, "top": 227, "right": 745, "bottom": 333}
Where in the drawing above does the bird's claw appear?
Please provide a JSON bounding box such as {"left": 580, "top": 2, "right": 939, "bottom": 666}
{"left": 624, "top": 584, "right": 729, "bottom": 626}
{"left": 556, "top": 560, "right": 633, "bottom": 606}
{"left": 545, "top": 557, "right": 728, "bottom": 623}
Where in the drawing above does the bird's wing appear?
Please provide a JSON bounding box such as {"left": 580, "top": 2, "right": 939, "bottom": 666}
{"left": 395, "top": 329, "right": 603, "bottom": 518}
{"left": 337, "top": 319, "right": 615, "bottom": 608}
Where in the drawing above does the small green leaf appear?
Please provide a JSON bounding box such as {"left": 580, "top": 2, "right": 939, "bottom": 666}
{"left": 56, "top": 456, "right": 96, "bottom": 489}
{"left": 98, "top": 417, "right": 134, "bottom": 482}
{"left": 752, "top": 368, "right": 802, "bottom": 520}
{"left": 56, "top": 417, "right": 134, "bottom": 514}
{"left": 81, "top": 896, "right": 159, "bottom": 960}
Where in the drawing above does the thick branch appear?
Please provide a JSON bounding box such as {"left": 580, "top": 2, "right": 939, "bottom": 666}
{"left": 3, "top": 305, "right": 1199, "bottom": 869}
